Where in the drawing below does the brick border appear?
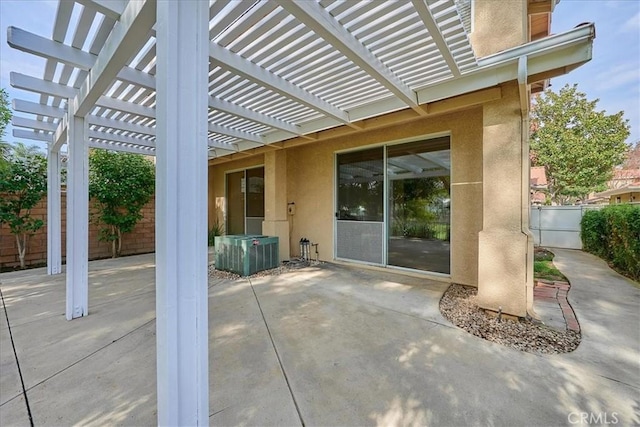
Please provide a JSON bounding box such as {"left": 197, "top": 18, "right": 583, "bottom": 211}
{"left": 534, "top": 280, "right": 580, "bottom": 332}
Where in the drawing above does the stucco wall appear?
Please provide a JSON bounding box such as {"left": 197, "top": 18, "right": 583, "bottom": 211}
{"left": 469, "top": 0, "right": 528, "bottom": 58}
{"left": 285, "top": 109, "right": 482, "bottom": 285}
{"left": 272, "top": 108, "right": 481, "bottom": 286}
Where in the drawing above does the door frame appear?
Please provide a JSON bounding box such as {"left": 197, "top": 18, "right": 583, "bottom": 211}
{"left": 224, "top": 165, "right": 265, "bottom": 235}
{"left": 333, "top": 132, "right": 452, "bottom": 277}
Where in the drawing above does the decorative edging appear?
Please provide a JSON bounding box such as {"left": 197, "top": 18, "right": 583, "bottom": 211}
{"left": 534, "top": 280, "right": 580, "bottom": 332}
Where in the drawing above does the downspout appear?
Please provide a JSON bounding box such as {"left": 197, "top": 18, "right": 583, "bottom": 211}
{"left": 518, "top": 56, "right": 537, "bottom": 319}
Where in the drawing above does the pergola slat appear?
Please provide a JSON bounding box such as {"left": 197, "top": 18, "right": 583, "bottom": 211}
{"left": 275, "top": 0, "right": 423, "bottom": 115}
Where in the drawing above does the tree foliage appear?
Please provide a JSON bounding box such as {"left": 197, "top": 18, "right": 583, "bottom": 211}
{"left": 0, "top": 88, "right": 11, "bottom": 141}
{"left": 531, "top": 84, "right": 630, "bottom": 204}
{"left": 89, "top": 150, "right": 155, "bottom": 257}
{"left": 622, "top": 140, "right": 640, "bottom": 169}
{"left": 1, "top": 88, "right": 12, "bottom": 172}
{"left": 0, "top": 143, "right": 47, "bottom": 268}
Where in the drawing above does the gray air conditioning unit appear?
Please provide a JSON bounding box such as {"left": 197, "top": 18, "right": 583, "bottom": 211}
{"left": 214, "top": 235, "right": 279, "bottom": 276}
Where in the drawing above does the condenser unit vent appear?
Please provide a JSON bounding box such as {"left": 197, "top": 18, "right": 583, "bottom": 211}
{"left": 214, "top": 235, "right": 279, "bottom": 276}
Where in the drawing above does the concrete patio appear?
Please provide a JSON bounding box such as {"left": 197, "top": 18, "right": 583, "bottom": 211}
{"left": 1, "top": 251, "right": 638, "bottom": 426}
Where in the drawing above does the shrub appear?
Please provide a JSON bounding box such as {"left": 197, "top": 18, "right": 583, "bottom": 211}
{"left": 581, "top": 209, "right": 607, "bottom": 256}
{"left": 0, "top": 143, "right": 47, "bottom": 268}
{"left": 89, "top": 151, "right": 155, "bottom": 257}
{"left": 581, "top": 204, "right": 640, "bottom": 280}
{"left": 208, "top": 219, "right": 224, "bottom": 246}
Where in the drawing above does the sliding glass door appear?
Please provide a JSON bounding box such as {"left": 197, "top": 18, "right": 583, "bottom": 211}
{"left": 335, "top": 137, "right": 451, "bottom": 274}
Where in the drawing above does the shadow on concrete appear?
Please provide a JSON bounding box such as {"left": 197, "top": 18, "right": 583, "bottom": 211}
{"left": 1, "top": 252, "right": 638, "bottom": 425}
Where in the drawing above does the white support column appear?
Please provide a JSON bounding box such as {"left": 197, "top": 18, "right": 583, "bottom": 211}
{"left": 46, "top": 145, "right": 62, "bottom": 275}
{"left": 155, "top": 1, "right": 209, "bottom": 425}
{"left": 65, "top": 107, "right": 89, "bottom": 320}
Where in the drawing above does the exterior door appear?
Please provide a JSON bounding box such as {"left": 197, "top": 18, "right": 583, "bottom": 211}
{"left": 226, "top": 171, "right": 245, "bottom": 235}
{"left": 335, "top": 137, "right": 451, "bottom": 274}
{"left": 335, "top": 147, "right": 385, "bottom": 265}
{"left": 226, "top": 167, "right": 264, "bottom": 235}
{"left": 387, "top": 138, "right": 450, "bottom": 274}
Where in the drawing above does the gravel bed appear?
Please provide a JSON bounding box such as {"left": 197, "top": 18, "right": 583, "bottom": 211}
{"left": 440, "top": 284, "right": 581, "bottom": 354}
{"left": 208, "top": 258, "right": 322, "bottom": 281}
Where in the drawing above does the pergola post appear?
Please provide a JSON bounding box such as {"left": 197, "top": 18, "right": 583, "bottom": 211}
{"left": 65, "top": 107, "right": 89, "bottom": 320}
{"left": 47, "top": 144, "right": 62, "bottom": 275}
{"left": 155, "top": 1, "right": 210, "bottom": 425}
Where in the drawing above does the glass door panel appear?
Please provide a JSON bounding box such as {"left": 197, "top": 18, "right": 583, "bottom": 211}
{"left": 387, "top": 137, "right": 451, "bottom": 273}
{"left": 245, "top": 167, "right": 265, "bottom": 234}
{"left": 226, "top": 171, "right": 245, "bottom": 235}
{"left": 336, "top": 147, "right": 385, "bottom": 264}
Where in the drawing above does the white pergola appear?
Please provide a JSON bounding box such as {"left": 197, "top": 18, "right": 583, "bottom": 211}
{"left": 7, "top": 0, "right": 594, "bottom": 424}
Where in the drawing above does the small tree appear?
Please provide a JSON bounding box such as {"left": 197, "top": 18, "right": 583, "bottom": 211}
{"left": 0, "top": 143, "right": 47, "bottom": 268}
{"left": 622, "top": 140, "right": 640, "bottom": 169}
{"left": 89, "top": 150, "right": 155, "bottom": 257}
{"left": 531, "top": 84, "right": 630, "bottom": 204}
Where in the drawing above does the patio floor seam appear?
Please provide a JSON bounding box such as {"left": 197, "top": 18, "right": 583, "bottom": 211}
{"left": 248, "top": 277, "right": 305, "bottom": 427}
{"left": 0, "top": 287, "right": 33, "bottom": 425}
{"left": 321, "top": 286, "right": 451, "bottom": 330}
{"left": 1, "top": 318, "right": 155, "bottom": 407}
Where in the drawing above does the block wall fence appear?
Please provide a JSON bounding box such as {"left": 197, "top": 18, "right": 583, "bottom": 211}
{"left": 0, "top": 192, "right": 155, "bottom": 270}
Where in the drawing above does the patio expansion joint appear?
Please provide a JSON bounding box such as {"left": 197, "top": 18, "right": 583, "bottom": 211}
{"left": 329, "top": 287, "right": 450, "bottom": 330}
{"left": 0, "top": 286, "right": 34, "bottom": 425}
{"left": 591, "top": 373, "right": 640, "bottom": 391}
{"left": 0, "top": 317, "right": 155, "bottom": 408}
{"left": 247, "top": 277, "right": 305, "bottom": 427}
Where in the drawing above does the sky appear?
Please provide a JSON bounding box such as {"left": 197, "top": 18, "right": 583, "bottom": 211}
{"left": 0, "top": 0, "right": 639, "bottom": 150}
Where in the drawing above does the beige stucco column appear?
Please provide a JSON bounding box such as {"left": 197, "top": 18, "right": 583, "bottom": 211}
{"left": 477, "top": 83, "right": 534, "bottom": 318}
{"left": 262, "top": 150, "right": 290, "bottom": 261}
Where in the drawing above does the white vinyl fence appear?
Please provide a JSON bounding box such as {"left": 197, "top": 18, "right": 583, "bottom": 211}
{"left": 530, "top": 205, "right": 602, "bottom": 249}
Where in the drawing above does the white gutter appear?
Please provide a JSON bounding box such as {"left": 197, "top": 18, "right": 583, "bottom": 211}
{"left": 416, "top": 23, "right": 595, "bottom": 105}
{"left": 477, "top": 23, "right": 594, "bottom": 68}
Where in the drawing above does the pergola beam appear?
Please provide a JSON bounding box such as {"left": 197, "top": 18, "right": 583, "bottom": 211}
{"left": 88, "top": 115, "right": 155, "bottom": 136}
{"left": 88, "top": 140, "right": 155, "bottom": 155}
{"left": 13, "top": 129, "right": 53, "bottom": 143}
{"left": 74, "top": 0, "right": 127, "bottom": 20}
{"left": 96, "top": 96, "right": 155, "bottom": 118}
{"left": 410, "top": 0, "right": 461, "bottom": 77}
{"left": 8, "top": 26, "right": 96, "bottom": 70}
{"left": 209, "top": 96, "right": 301, "bottom": 136}
{"left": 12, "top": 116, "right": 58, "bottom": 133}
{"left": 208, "top": 123, "right": 263, "bottom": 144}
{"left": 275, "top": 0, "right": 423, "bottom": 115}
{"left": 87, "top": 129, "right": 155, "bottom": 148}
{"left": 10, "top": 32, "right": 304, "bottom": 144}
{"left": 73, "top": 0, "right": 156, "bottom": 116}
{"left": 13, "top": 99, "right": 66, "bottom": 118}
{"left": 11, "top": 72, "right": 76, "bottom": 98}
{"left": 210, "top": 41, "right": 351, "bottom": 125}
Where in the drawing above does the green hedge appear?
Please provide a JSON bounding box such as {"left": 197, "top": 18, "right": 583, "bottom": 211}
{"left": 581, "top": 204, "right": 640, "bottom": 280}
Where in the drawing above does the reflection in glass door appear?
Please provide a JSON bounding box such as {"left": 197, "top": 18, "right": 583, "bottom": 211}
{"left": 336, "top": 147, "right": 384, "bottom": 264}
{"left": 226, "top": 167, "right": 264, "bottom": 235}
{"left": 387, "top": 138, "right": 450, "bottom": 273}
